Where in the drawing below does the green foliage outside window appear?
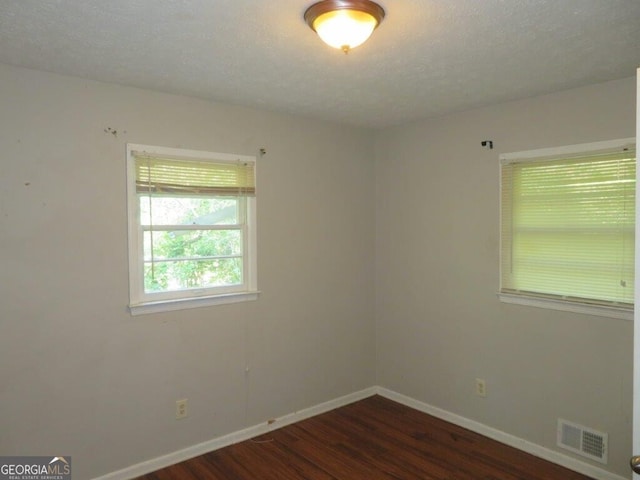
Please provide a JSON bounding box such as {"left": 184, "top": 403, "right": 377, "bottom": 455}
{"left": 141, "top": 197, "right": 243, "bottom": 293}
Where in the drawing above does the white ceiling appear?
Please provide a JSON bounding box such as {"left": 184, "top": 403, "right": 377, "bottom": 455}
{"left": 1, "top": 0, "right": 639, "bottom": 128}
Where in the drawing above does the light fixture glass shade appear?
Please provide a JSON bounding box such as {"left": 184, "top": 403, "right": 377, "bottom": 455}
{"left": 312, "top": 9, "right": 378, "bottom": 52}
{"left": 304, "top": 0, "right": 385, "bottom": 53}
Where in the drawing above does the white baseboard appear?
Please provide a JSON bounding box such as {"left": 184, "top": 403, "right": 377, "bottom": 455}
{"left": 94, "top": 386, "right": 627, "bottom": 480}
{"left": 92, "top": 387, "right": 377, "bottom": 480}
{"left": 376, "top": 387, "right": 628, "bottom": 480}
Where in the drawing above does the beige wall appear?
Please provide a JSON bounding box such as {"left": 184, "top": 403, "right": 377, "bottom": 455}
{"left": 374, "top": 77, "right": 636, "bottom": 477}
{"left": 0, "top": 64, "right": 376, "bottom": 478}
{"left": 0, "top": 61, "right": 636, "bottom": 479}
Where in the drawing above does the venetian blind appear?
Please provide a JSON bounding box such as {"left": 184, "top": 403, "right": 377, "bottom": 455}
{"left": 133, "top": 153, "right": 256, "bottom": 197}
{"left": 500, "top": 147, "right": 635, "bottom": 307}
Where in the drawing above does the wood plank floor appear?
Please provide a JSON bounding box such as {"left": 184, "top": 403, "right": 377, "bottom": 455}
{"left": 135, "top": 395, "right": 596, "bottom": 480}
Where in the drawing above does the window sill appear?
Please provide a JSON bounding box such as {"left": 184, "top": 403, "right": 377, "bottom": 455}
{"left": 129, "top": 291, "right": 260, "bottom": 316}
{"left": 497, "top": 292, "right": 633, "bottom": 321}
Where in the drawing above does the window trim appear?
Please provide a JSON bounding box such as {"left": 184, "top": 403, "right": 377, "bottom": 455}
{"left": 497, "top": 292, "right": 633, "bottom": 321}
{"left": 498, "top": 137, "right": 635, "bottom": 320}
{"left": 126, "top": 143, "right": 259, "bottom": 315}
{"left": 129, "top": 291, "right": 260, "bottom": 316}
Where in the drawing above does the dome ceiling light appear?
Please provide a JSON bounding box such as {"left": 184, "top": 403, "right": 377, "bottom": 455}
{"left": 304, "top": 0, "right": 385, "bottom": 54}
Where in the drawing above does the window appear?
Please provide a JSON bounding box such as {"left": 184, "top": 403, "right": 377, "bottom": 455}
{"left": 499, "top": 138, "right": 635, "bottom": 319}
{"left": 126, "top": 144, "right": 258, "bottom": 315}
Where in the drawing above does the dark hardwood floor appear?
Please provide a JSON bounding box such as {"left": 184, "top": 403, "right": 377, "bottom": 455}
{"left": 136, "top": 395, "right": 595, "bottom": 480}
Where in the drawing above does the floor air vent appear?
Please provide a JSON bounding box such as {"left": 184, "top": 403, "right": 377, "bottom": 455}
{"left": 557, "top": 419, "right": 608, "bottom": 464}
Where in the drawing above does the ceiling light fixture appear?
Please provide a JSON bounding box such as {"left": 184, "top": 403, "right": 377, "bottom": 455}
{"left": 304, "top": 0, "right": 385, "bottom": 54}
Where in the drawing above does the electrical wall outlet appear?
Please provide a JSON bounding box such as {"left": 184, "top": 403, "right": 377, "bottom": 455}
{"left": 176, "top": 399, "right": 188, "bottom": 419}
{"left": 475, "top": 378, "right": 487, "bottom": 397}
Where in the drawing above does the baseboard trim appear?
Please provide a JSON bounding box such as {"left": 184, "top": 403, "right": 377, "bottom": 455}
{"left": 92, "top": 387, "right": 377, "bottom": 480}
{"left": 94, "top": 386, "right": 627, "bottom": 480}
{"left": 376, "top": 387, "right": 628, "bottom": 480}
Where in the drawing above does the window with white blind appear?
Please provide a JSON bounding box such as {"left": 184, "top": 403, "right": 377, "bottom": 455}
{"left": 126, "top": 144, "right": 258, "bottom": 315}
{"left": 499, "top": 138, "right": 635, "bottom": 319}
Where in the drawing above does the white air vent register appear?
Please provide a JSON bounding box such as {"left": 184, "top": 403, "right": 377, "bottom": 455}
{"left": 557, "top": 418, "right": 608, "bottom": 464}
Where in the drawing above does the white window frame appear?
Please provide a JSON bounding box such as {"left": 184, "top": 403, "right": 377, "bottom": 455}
{"left": 126, "top": 143, "right": 258, "bottom": 315}
{"left": 498, "top": 137, "right": 635, "bottom": 321}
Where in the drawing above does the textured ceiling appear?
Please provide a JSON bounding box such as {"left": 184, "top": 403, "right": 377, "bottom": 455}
{"left": 0, "top": 0, "right": 639, "bottom": 128}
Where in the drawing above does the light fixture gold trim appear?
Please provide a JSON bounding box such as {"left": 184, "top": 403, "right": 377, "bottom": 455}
{"left": 304, "top": 0, "right": 386, "bottom": 53}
